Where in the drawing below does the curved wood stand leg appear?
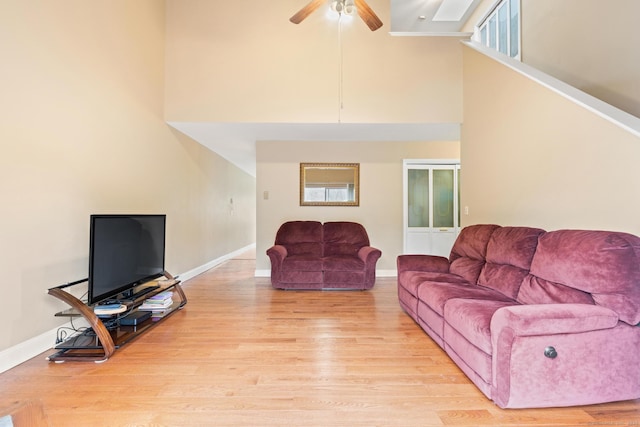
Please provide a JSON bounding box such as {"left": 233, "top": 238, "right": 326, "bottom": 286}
{"left": 47, "top": 288, "right": 115, "bottom": 363}
{"left": 173, "top": 283, "right": 188, "bottom": 309}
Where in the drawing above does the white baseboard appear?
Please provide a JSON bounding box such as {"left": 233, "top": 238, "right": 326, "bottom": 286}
{"left": 254, "top": 269, "right": 270, "bottom": 277}
{"left": 0, "top": 318, "right": 88, "bottom": 374}
{"left": 377, "top": 269, "right": 398, "bottom": 277}
{"left": 255, "top": 269, "right": 397, "bottom": 278}
{"left": 178, "top": 243, "right": 256, "bottom": 285}
{"left": 0, "top": 243, "right": 256, "bottom": 374}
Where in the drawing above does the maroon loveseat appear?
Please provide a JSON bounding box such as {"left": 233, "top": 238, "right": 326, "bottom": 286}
{"left": 267, "top": 221, "right": 381, "bottom": 290}
{"left": 397, "top": 224, "right": 640, "bottom": 408}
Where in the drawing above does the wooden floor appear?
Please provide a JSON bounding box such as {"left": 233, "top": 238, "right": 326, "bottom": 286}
{"left": 1, "top": 254, "right": 639, "bottom": 427}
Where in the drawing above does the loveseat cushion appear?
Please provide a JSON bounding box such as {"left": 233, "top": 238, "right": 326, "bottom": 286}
{"left": 478, "top": 226, "right": 545, "bottom": 299}
{"left": 274, "top": 221, "right": 323, "bottom": 257}
{"left": 323, "top": 221, "right": 370, "bottom": 257}
{"left": 323, "top": 255, "right": 365, "bottom": 271}
{"left": 449, "top": 224, "right": 500, "bottom": 284}
{"left": 521, "top": 229, "right": 640, "bottom": 325}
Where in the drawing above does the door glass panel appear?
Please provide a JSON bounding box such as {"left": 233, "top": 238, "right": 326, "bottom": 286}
{"left": 408, "top": 169, "right": 429, "bottom": 227}
{"left": 433, "top": 170, "right": 454, "bottom": 228}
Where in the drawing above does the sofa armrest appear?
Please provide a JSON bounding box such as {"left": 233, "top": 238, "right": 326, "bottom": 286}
{"left": 358, "top": 246, "right": 382, "bottom": 264}
{"left": 396, "top": 254, "right": 450, "bottom": 274}
{"left": 491, "top": 304, "right": 619, "bottom": 338}
{"left": 490, "top": 304, "right": 633, "bottom": 409}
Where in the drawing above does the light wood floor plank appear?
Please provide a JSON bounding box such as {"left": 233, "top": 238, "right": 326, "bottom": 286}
{"left": 0, "top": 254, "right": 639, "bottom": 426}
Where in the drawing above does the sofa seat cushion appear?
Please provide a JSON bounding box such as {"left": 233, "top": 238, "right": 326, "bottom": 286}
{"left": 445, "top": 299, "right": 518, "bottom": 354}
{"left": 417, "top": 281, "right": 514, "bottom": 317}
{"left": 398, "top": 271, "right": 468, "bottom": 298}
{"left": 323, "top": 255, "right": 365, "bottom": 271}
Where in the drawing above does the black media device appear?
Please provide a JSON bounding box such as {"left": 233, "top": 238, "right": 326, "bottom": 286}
{"left": 120, "top": 310, "right": 152, "bottom": 326}
{"left": 88, "top": 214, "right": 166, "bottom": 306}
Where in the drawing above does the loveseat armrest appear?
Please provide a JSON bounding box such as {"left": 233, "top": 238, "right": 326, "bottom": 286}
{"left": 266, "top": 245, "right": 288, "bottom": 263}
{"left": 266, "top": 245, "right": 288, "bottom": 286}
{"left": 396, "top": 254, "right": 450, "bottom": 274}
{"left": 358, "top": 246, "right": 382, "bottom": 264}
{"left": 490, "top": 304, "right": 619, "bottom": 337}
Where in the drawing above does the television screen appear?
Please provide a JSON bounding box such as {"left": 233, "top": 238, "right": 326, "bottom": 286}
{"left": 88, "top": 214, "right": 166, "bottom": 305}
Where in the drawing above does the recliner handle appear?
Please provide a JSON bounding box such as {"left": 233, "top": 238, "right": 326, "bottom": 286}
{"left": 544, "top": 346, "right": 558, "bottom": 359}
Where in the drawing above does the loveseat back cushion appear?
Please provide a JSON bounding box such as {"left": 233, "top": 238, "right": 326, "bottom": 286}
{"left": 478, "top": 226, "right": 545, "bottom": 299}
{"left": 323, "top": 221, "right": 370, "bottom": 257}
{"left": 449, "top": 224, "right": 500, "bottom": 284}
{"left": 274, "top": 221, "right": 323, "bottom": 257}
{"left": 522, "top": 229, "right": 640, "bottom": 325}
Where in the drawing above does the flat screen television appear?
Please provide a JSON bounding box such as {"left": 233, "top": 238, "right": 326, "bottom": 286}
{"left": 88, "top": 214, "right": 166, "bottom": 305}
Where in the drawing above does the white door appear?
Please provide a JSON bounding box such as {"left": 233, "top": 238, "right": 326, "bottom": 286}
{"left": 403, "top": 160, "right": 460, "bottom": 257}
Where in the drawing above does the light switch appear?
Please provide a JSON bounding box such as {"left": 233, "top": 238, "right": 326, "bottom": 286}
{"left": 263, "top": 191, "right": 269, "bottom": 200}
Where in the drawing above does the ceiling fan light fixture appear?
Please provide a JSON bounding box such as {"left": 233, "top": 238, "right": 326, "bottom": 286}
{"left": 290, "top": 0, "right": 382, "bottom": 31}
{"left": 344, "top": 0, "right": 357, "bottom": 16}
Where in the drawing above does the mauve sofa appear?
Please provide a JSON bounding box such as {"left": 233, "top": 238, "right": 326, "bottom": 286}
{"left": 397, "top": 224, "right": 640, "bottom": 408}
{"left": 267, "top": 221, "right": 381, "bottom": 290}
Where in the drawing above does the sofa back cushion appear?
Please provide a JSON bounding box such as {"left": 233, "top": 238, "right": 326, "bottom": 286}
{"left": 323, "top": 222, "right": 370, "bottom": 257}
{"left": 449, "top": 224, "right": 500, "bottom": 284}
{"left": 275, "top": 221, "right": 323, "bottom": 257}
{"left": 478, "top": 226, "right": 545, "bottom": 299}
{"left": 519, "top": 229, "right": 640, "bottom": 325}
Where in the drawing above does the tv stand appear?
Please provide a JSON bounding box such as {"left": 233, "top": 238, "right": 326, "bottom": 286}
{"left": 47, "top": 273, "right": 187, "bottom": 363}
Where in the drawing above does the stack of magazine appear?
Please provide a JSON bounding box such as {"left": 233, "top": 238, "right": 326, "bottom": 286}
{"left": 138, "top": 291, "right": 173, "bottom": 319}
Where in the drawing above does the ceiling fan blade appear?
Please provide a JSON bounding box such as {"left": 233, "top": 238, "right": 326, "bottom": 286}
{"left": 354, "top": 0, "right": 383, "bottom": 31}
{"left": 290, "top": 0, "right": 326, "bottom": 24}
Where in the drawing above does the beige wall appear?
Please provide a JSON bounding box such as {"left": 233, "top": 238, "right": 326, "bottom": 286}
{"left": 165, "top": 0, "right": 464, "bottom": 124}
{"left": 463, "top": 0, "right": 640, "bottom": 119}
{"left": 256, "top": 140, "right": 460, "bottom": 272}
{"left": 521, "top": 0, "right": 640, "bottom": 118}
{"left": 0, "top": 1, "right": 255, "bottom": 351}
{"left": 461, "top": 44, "right": 640, "bottom": 234}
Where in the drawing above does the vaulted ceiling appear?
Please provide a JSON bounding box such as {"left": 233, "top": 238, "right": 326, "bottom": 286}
{"left": 390, "top": 0, "right": 483, "bottom": 35}
{"left": 169, "top": 0, "right": 487, "bottom": 177}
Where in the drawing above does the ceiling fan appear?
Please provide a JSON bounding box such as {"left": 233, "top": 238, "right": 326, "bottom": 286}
{"left": 290, "top": 0, "right": 383, "bottom": 32}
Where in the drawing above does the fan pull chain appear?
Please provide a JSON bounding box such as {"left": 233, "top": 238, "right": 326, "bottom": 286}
{"left": 338, "top": 14, "right": 344, "bottom": 123}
